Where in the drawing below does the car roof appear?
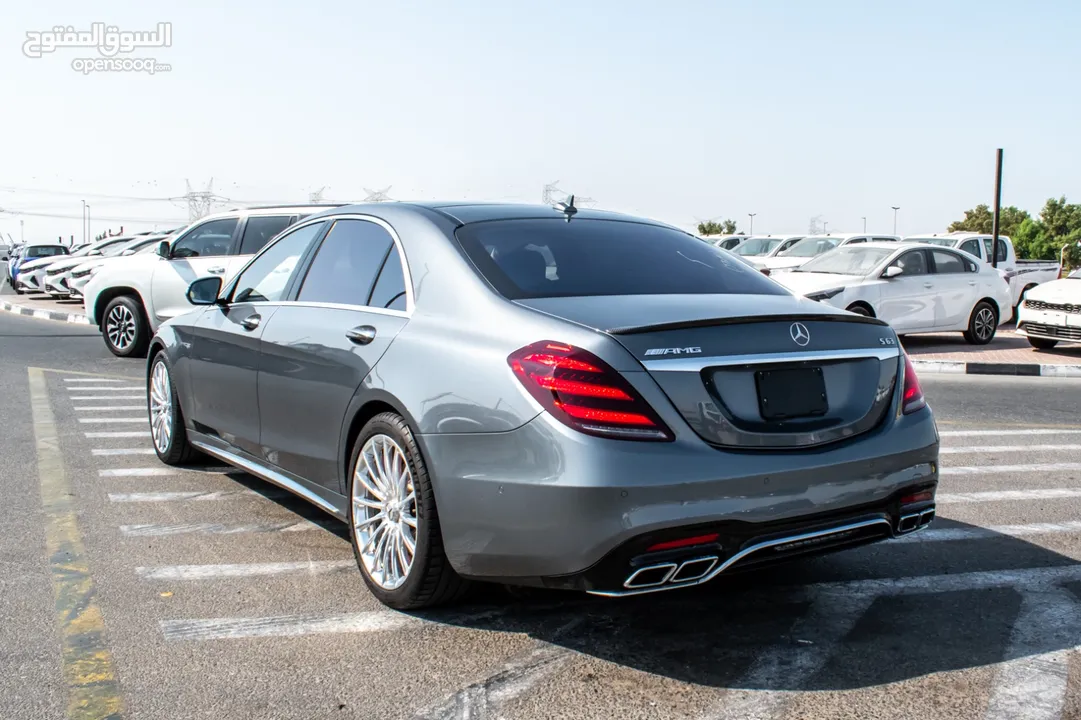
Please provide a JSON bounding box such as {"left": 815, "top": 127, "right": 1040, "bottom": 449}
{"left": 906, "top": 232, "right": 1011, "bottom": 241}
{"left": 26, "top": 243, "right": 66, "bottom": 249}
{"left": 307, "top": 201, "right": 675, "bottom": 229}
{"left": 195, "top": 203, "right": 350, "bottom": 223}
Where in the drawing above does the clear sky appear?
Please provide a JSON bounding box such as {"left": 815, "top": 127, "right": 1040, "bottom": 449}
{"left": 2, "top": 0, "right": 1079, "bottom": 243}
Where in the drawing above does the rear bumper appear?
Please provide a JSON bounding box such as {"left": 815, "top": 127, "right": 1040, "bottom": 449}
{"left": 422, "top": 406, "right": 939, "bottom": 584}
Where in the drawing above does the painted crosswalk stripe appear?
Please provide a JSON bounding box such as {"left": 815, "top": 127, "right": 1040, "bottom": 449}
{"left": 939, "top": 488, "right": 1081, "bottom": 504}
{"left": 941, "top": 462, "right": 1081, "bottom": 476}
{"left": 70, "top": 395, "right": 144, "bottom": 400}
{"left": 108, "top": 489, "right": 287, "bottom": 502}
{"left": 92, "top": 448, "right": 156, "bottom": 456}
{"left": 85, "top": 431, "right": 151, "bottom": 438}
{"left": 78, "top": 417, "right": 148, "bottom": 424}
{"left": 136, "top": 560, "right": 355, "bottom": 580}
{"left": 161, "top": 610, "right": 410, "bottom": 641}
{"left": 66, "top": 386, "right": 142, "bottom": 392}
{"left": 99, "top": 466, "right": 232, "bottom": 477}
{"left": 983, "top": 587, "right": 1080, "bottom": 720}
{"left": 120, "top": 520, "right": 324, "bottom": 536}
{"left": 74, "top": 406, "right": 146, "bottom": 412}
{"left": 940, "top": 445, "right": 1079, "bottom": 455}
{"left": 899, "top": 521, "right": 1081, "bottom": 543}
{"left": 941, "top": 429, "right": 1081, "bottom": 437}
{"left": 64, "top": 378, "right": 126, "bottom": 383}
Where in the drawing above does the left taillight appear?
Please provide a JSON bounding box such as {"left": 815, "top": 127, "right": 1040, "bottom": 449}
{"left": 508, "top": 341, "right": 674, "bottom": 441}
{"left": 901, "top": 352, "right": 926, "bottom": 415}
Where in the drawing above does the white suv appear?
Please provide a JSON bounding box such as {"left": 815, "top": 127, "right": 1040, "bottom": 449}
{"left": 84, "top": 204, "right": 341, "bottom": 357}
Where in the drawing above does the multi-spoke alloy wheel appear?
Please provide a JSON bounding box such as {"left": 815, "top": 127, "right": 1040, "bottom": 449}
{"left": 101, "top": 295, "right": 149, "bottom": 357}
{"left": 352, "top": 434, "right": 418, "bottom": 590}
{"left": 150, "top": 359, "right": 174, "bottom": 454}
{"left": 974, "top": 307, "right": 995, "bottom": 342}
{"left": 107, "top": 304, "right": 136, "bottom": 350}
{"left": 964, "top": 301, "right": 998, "bottom": 345}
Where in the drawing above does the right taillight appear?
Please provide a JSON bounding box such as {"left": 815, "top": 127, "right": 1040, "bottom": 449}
{"left": 508, "top": 341, "right": 674, "bottom": 441}
{"left": 901, "top": 352, "right": 926, "bottom": 415}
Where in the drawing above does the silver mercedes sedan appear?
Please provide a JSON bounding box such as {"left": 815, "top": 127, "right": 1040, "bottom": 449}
{"left": 146, "top": 201, "right": 939, "bottom": 609}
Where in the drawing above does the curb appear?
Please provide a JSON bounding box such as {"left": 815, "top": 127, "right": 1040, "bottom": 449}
{"left": 0, "top": 298, "right": 92, "bottom": 325}
{"left": 910, "top": 359, "right": 1081, "bottom": 378}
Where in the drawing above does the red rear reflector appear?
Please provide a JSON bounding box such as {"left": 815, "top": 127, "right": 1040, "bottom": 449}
{"left": 647, "top": 533, "right": 720, "bottom": 552}
{"left": 901, "top": 491, "right": 933, "bottom": 505}
{"left": 901, "top": 352, "right": 926, "bottom": 415}
{"left": 508, "top": 341, "right": 674, "bottom": 442}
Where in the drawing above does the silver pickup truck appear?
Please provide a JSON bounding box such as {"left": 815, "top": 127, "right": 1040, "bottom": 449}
{"left": 905, "top": 232, "right": 1060, "bottom": 309}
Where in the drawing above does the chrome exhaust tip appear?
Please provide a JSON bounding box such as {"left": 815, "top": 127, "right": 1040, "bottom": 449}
{"left": 624, "top": 563, "right": 678, "bottom": 589}
{"left": 897, "top": 513, "right": 920, "bottom": 534}
{"left": 670, "top": 556, "right": 719, "bottom": 583}
{"left": 918, "top": 508, "right": 935, "bottom": 527}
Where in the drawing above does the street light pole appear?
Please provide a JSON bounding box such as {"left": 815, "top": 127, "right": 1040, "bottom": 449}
{"left": 748, "top": 213, "right": 756, "bottom": 234}
{"left": 86, "top": 205, "right": 91, "bottom": 242}
{"left": 861, "top": 216, "right": 867, "bottom": 232}
{"left": 823, "top": 221, "right": 829, "bottom": 233}
{"left": 891, "top": 206, "right": 900, "bottom": 235}
{"left": 81, "top": 200, "right": 87, "bottom": 245}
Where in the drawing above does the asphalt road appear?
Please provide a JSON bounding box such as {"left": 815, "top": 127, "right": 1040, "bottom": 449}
{"left": 3, "top": 309, "right": 1081, "bottom": 720}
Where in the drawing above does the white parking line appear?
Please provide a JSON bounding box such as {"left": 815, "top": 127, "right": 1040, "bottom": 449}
{"left": 161, "top": 610, "right": 410, "bottom": 641}
{"left": 899, "top": 521, "right": 1081, "bottom": 543}
{"left": 66, "top": 386, "right": 142, "bottom": 392}
{"left": 941, "top": 463, "right": 1081, "bottom": 476}
{"left": 984, "top": 587, "right": 1080, "bottom": 720}
{"left": 939, "top": 489, "right": 1081, "bottom": 504}
{"left": 74, "top": 406, "right": 146, "bottom": 412}
{"left": 78, "top": 418, "right": 148, "bottom": 424}
{"left": 108, "top": 490, "right": 286, "bottom": 502}
{"left": 92, "top": 449, "right": 156, "bottom": 456}
{"left": 941, "top": 429, "right": 1081, "bottom": 437}
{"left": 85, "top": 431, "right": 151, "bottom": 438}
{"left": 940, "top": 445, "right": 1079, "bottom": 455}
{"left": 136, "top": 560, "right": 355, "bottom": 580}
{"left": 69, "top": 395, "right": 144, "bottom": 400}
{"left": 64, "top": 378, "right": 126, "bottom": 383}
{"left": 120, "top": 520, "right": 323, "bottom": 536}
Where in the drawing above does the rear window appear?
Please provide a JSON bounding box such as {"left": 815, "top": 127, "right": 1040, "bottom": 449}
{"left": 454, "top": 219, "right": 787, "bottom": 299}
{"left": 27, "top": 246, "right": 67, "bottom": 258}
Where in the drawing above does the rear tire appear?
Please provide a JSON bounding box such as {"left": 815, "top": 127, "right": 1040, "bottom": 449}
{"left": 962, "top": 301, "right": 998, "bottom": 345}
{"left": 102, "top": 295, "right": 150, "bottom": 358}
{"left": 1028, "top": 337, "right": 1059, "bottom": 350}
{"left": 347, "top": 412, "right": 468, "bottom": 610}
{"left": 148, "top": 352, "right": 198, "bottom": 465}
{"left": 846, "top": 303, "right": 873, "bottom": 317}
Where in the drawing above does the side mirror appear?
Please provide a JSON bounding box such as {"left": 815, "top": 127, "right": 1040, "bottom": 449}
{"left": 186, "top": 276, "right": 223, "bottom": 305}
{"left": 883, "top": 266, "right": 904, "bottom": 279}
{"left": 157, "top": 240, "right": 171, "bottom": 258}
{"left": 1, "top": 256, "right": 7, "bottom": 262}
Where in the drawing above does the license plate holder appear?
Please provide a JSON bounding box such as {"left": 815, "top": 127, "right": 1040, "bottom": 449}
{"left": 755, "top": 366, "right": 828, "bottom": 420}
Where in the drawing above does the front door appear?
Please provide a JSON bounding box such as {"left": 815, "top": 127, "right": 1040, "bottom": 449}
{"left": 878, "top": 249, "right": 936, "bottom": 331}
{"left": 151, "top": 217, "right": 240, "bottom": 324}
{"left": 257, "top": 218, "right": 410, "bottom": 493}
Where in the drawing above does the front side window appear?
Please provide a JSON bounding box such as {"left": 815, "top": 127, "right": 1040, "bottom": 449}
{"left": 932, "top": 250, "right": 966, "bottom": 274}
{"left": 239, "top": 215, "right": 295, "bottom": 255}
{"left": 172, "top": 218, "right": 239, "bottom": 258}
{"left": 454, "top": 219, "right": 786, "bottom": 299}
{"left": 231, "top": 221, "right": 326, "bottom": 303}
{"left": 889, "top": 250, "right": 928, "bottom": 276}
{"left": 297, "top": 219, "right": 396, "bottom": 306}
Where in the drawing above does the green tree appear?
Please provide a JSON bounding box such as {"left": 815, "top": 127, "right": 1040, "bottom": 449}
{"left": 697, "top": 220, "right": 723, "bottom": 235}
{"left": 948, "top": 204, "right": 1031, "bottom": 237}
{"left": 721, "top": 219, "right": 738, "bottom": 234}
{"left": 1006, "top": 197, "right": 1081, "bottom": 269}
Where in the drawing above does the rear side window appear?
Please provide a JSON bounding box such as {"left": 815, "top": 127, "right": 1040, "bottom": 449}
{"left": 297, "top": 219, "right": 394, "bottom": 306}
{"left": 931, "top": 250, "right": 966, "bottom": 274}
{"left": 368, "top": 246, "right": 408, "bottom": 311}
{"left": 454, "top": 219, "right": 786, "bottom": 299}
{"left": 982, "top": 238, "right": 1008, "bottom": 263}
{"left": 239, "top": 215, "right": 294, "bottom": 255}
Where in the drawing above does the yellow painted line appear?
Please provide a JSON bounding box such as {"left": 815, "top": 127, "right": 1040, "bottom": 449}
{"left": 29, "top": 367, "right": 126, "bottom": 720}
{"left": 36, "top": 367, "right": 138, "bottom": 382}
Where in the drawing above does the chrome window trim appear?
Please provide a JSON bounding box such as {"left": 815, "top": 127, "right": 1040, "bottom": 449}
{"left": 642, "top": 346, "right": 900, "bottom": 372}
{"left": 223, "top": 299, "right": 409, "bottom": 319}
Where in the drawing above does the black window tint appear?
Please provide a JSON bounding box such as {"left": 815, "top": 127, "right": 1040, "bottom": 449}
{"left": 232, "top": 222, "right": 326, "bottom": 303}
{"left": 932, "top": 250, "right": 966, "bottom": 274}
{"left": 239, "top": 215, "right": 294, "bottom": 255}
{"left": 960, "top": 239, "right": 982, "bottom": 258}
{"left": 369, "top": 246, "right": 408, "bottom": 310}
{"left": 297, "top": 219, "right": 394, "bottom": 305}
{"left": 172, "top": 219, "right": 238, "bottom": 258}
{"left": 890, "top": 250, "right": 928, "bottom": 276}
{"left": 847, "top": 238, "right": 866, "bottom": 244}
{"left": 981, "top": 238, "right": 1009, "bottom": 263}
{"left": 454, "top": 219, "right": 787, "bottom": 299}
{"left": 871, "top": 237, "right": 896, "bottom": 242}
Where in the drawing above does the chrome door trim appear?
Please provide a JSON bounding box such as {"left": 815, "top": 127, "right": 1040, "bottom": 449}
{"left": 642, "top": 346, "right": 900, "bottom": 372}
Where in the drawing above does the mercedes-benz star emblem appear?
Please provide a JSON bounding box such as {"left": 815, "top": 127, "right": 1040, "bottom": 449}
{"left": 789, "top": 322, "right": 811, "bottom": 347}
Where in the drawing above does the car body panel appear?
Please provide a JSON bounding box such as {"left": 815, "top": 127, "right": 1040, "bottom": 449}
{"left": 1015, "top": 277, "right": 1081, "bottom": 344}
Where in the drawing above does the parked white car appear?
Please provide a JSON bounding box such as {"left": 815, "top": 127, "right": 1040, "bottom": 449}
{"left": 65, "top": 235, "right": 169, "bottom": 299}
{"left": 773, "top": 242, "right": 1014, "bottom": 344}
{"left": 731, "top": 234, "right": 805, "bottom": 260}
{"left": 904, "top": 232, "right": 1060, "bottom": 309}
{"left": 18, "top": 237, "right": 130, "bottom": 294}
{"left": 704, "top": 234, "right": 747, "bottom": 251}
{"left": 755, "top": 233, "right": 901, "bottom": 271}
{"left": 84, "top": 204, "right": 339, "bottom": 357}
{"left": 1015, "top": 273, "right": 1081, "bottom": 349}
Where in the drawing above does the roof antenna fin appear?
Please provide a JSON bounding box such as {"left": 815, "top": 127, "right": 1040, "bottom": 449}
{"left": 554, "top": 194, "right": 578, "bottom": 221}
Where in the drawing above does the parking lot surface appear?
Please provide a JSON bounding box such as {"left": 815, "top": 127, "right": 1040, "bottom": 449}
{"left": 3, "top": 309, "right": 1081, "bottom": 719}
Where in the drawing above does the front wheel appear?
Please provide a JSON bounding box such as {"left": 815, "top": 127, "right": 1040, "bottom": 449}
{"left": 1028, "top": 337, "right": 1059, "bottom": 350}
{"left": 102, "top": 295, "right": 150, "bottom": 358}
{"left": 962, "top": 301, "right": 998, "bottom": 345}
{"left": 846, "top": 303, "right": 873, "bottom": 317}
{"left": 348, "top": 412, "right": 468, "bottom": 610}
{"left": 148, "top": 353, "right": 198, "bottom": 465}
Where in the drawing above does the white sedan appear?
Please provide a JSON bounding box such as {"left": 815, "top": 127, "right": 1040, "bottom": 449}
{"left": 772, "top": 242, "right": 1014, "bottom": 344}
{"left": 1015, "top": 273, "right": 1081, "bottom": 349}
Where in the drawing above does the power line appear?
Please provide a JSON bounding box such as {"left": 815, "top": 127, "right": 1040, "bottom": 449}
{"left": 0, "top": 185, "right": 173, "bottom": 202}
{"left": 0, "top": 208, "right": 185, "bottom": 223}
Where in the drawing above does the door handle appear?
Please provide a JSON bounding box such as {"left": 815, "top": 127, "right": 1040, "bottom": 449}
{"left": 208, "top": 266, "right": 225, "bottom": 274}
{"left": 241, "top": 314, "right": 261, "bottom": 331}
{"left": 923, "top": 282, "right": 934, "bottom": 289}
{"left": 346, "top": 325, "right": 376, "bottom": 345}
{"left": 968, "top": 281, "right": 977, "bottom": 286}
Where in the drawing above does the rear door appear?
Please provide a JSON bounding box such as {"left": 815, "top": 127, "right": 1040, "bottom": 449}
{"left": 151, "top": 218, "right": 239, "bottom": 323}
{"left": 257, "top": 218, "right": 410, "bottom": 493}
{"left": 929, "top": 249, "right": 978, "bottom": 328}
{"left": 876, "top": 249, "right": 936, "bottom": 331}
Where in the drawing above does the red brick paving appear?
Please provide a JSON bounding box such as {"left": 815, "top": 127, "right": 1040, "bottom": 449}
{"left": 902, "top": 325, "right": 1081, "bottom": 365}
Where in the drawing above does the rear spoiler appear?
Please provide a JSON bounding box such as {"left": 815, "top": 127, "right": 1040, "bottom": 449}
{"left": 607, "top": 313, "right": 890, "bottom": 335}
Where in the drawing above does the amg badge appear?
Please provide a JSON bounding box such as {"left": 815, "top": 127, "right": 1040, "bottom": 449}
{"left": 644, "top": 346, "right": 702, "bottom": 356}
